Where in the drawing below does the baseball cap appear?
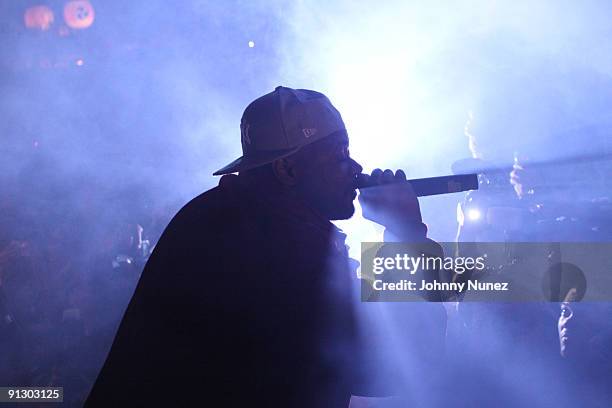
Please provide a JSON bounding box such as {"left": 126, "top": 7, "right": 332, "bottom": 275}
{"left": 213, "top": 86, "right": 346, "bottom": 175}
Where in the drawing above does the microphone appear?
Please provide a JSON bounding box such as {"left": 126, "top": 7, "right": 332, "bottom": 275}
{"left": 356, "top": 173, "right": 479, "bottom": 197}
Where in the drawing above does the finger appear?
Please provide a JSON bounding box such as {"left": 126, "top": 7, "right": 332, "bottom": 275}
{"left": 395, "top": 169, "right": 407, "bottom": 181}
{"left": 371, "top": 168, "right": 383, "bottom": 185}
{"left": 382, "top": 169, "right": 394, "bottom": 184}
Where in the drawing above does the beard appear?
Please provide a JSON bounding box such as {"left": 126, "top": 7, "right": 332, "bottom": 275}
{"left": 326, "top": 190, "right": 357, "bottom": 221}
{"left": 296, "top": 174, "right": 357, "bottom": 221}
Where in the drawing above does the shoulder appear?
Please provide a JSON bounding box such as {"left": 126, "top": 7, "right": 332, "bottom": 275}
{"left": 161, "top": 186, "right": 248, "bottom": 240}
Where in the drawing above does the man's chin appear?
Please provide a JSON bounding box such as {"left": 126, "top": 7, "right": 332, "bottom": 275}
{"left": 329, "top": 202, "right": 355, "bottom": 221}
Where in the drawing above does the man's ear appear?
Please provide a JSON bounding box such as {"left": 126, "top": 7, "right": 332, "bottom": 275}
{"left": 271, "top": 157, "right": 298, "bottom": 186}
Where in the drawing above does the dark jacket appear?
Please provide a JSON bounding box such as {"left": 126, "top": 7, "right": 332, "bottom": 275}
{"left": 86, "top": 175, "right": 361, "bottom": 407}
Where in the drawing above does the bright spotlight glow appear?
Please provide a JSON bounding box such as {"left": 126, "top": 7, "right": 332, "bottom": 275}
{"left": 248, "top": 41, "right": 255, "bottom": 48}
{"left": 75, "top": 59, "right": 84, "bottom": 66}
{"left": 467, "top": 208, "right": 482, "bottom": 221}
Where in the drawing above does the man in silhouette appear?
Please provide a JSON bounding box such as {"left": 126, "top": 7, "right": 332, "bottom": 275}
{"left": 86, "top": 87, "right": 436, "bottom": 407}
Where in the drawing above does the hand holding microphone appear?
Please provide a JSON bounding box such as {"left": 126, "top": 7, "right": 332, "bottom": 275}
{"left": 357, "top": 169, "right": 478, "bottom": 238}
{"left": 358, "top": 169, "right": 423, "bottom": 230}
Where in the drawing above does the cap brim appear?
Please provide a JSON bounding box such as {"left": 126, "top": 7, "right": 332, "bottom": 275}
{"left": 212, "top": 146, "right": 302, "bottom": 176}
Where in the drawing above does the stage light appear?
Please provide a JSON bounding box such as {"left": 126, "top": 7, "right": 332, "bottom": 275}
{"left": 24, "top": 6, "right": 54, "bottom": 31}
{"left": 64, "top": 0, "right": 95, "bottom": 30}
{"left": 248, "top": 41, "right": 255, "bottom": 48}
{"left": 75, "top": 59, "right": 84, "bottom": 66}
{"left": 467, "top": 208, "right": 482, "bottom": 221}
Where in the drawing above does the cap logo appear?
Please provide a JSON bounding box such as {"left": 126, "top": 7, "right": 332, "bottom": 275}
{"left": 302, "top": 128, "right": 317, "bottom": 138}
{"left": 241, "top": 123, "right": 251, "bottom": 145}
